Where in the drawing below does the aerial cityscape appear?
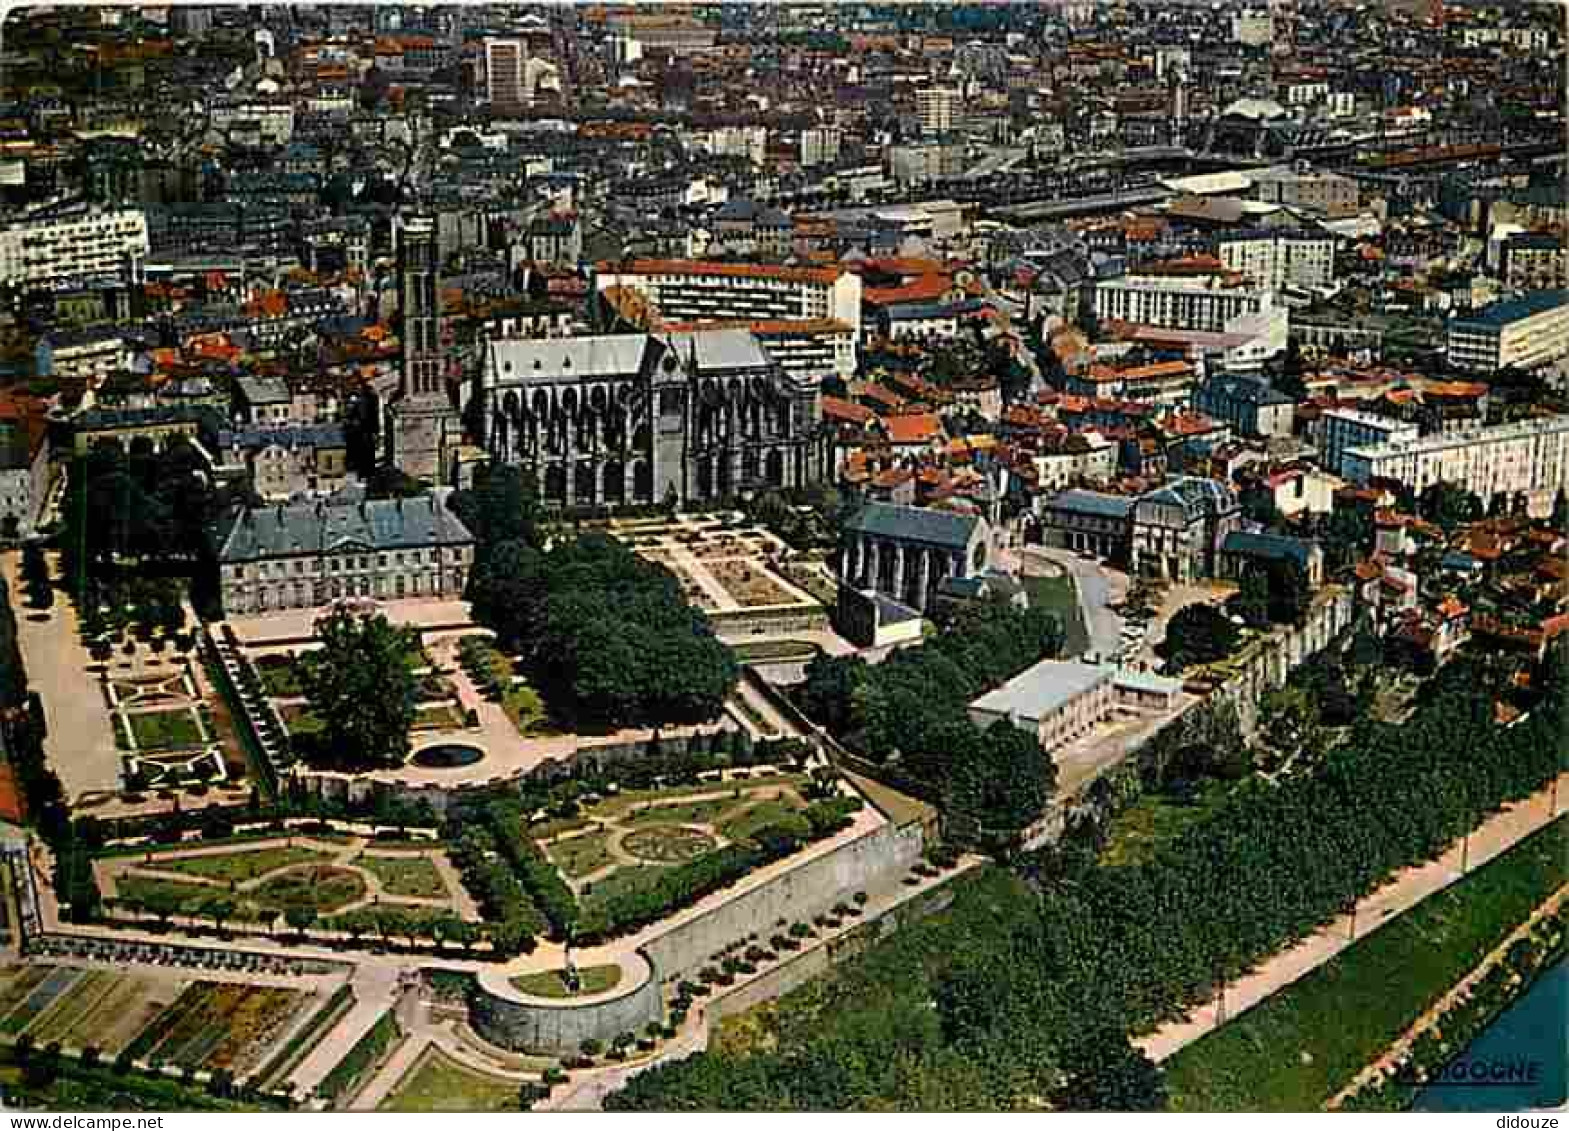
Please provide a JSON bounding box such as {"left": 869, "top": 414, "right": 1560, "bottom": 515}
{"left": 0, "top": 0, "right": 1563, "bottom": 1115}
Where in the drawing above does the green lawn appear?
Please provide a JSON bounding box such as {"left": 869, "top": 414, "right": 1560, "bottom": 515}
{"left": 112, "top": 875, "right": 267, "bottom": 923}
{"left": 1023, "top": 572, "right": 1089, "bottom": 657}
{"left": 1162, "top": 816, "right": 1568, "bottom": 1112}
{"left": 579, "top": 862, "right": 668, "bottom": 911}
{"left": 126, "top": 708, "right": 204, "bottom": 750}
{"left": 251, "top": 866, "right": 367, "bottom": 916}
{"left": 356, "top": 853, "right": 450, "bottom": 900}
{"left": 411, "top": 703, "right": 465, "bottom": 732}
{"left": 719, "top": 798, "right": 804, "bottom": 842}
{"left": 1100, "top": 782, "right": 1237, "bottom": 868}
{"left": 153, "top": 844, "right": 333, "bottom": 884}
{"left": 545, "top": 830, "right": 616, "bottom": 879}
{"left": 254, "top": 655, "right": 303, "bottom": 698}
{"left": 378, "top": 1048, "right": 521, "bottom": 1113}
{"left": 511, "top": 964, "right": 621, "bottom": 999}
{"left": 624, "top": 795, "right": 736, "bottom": 827}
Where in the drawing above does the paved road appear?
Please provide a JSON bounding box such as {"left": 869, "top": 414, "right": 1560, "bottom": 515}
{"left": 1138, "top": 773, "right": 1569, "bottom": 1064}
{"left": 1018, "top": 546, "right": 1126, "bottom": 661}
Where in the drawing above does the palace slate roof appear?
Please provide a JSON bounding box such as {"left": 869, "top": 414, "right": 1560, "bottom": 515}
{"left": 219, "top": 489, "right": 473, "bottom": 563}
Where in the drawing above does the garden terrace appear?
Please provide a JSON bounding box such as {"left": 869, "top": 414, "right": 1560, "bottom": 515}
{"left": 92, "top": 834, "right": 481, "bottom": 945}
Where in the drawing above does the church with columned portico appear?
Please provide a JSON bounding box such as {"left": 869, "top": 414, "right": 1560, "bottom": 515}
{"left": 840, "top": 502, "right": 993, "bottom": 615}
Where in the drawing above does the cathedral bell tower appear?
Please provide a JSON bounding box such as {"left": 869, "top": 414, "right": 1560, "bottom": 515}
{"left": 389, "top": 214, "right": 459, "bottom": 482}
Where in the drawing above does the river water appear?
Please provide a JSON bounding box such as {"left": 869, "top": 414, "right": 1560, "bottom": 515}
{"left": 1412, "top": 960, "right": 1567, "bottom": 1112}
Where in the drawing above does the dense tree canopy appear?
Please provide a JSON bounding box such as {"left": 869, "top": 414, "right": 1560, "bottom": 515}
{"left": 610, "top": 652, "right": 1564, "bottom": 1111}
{"left": 297, "top": 608, "right": 418, "bottom": 769}
{"left": 1156, "top": 603, "right": 1241, "bottom": 671}
{"left": 797, "top": 602, "right": 1064, "bottom": 841}
{"left": 469, "top": 531, "right": 738, "bottom": 729}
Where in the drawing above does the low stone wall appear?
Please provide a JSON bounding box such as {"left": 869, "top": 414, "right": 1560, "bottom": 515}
{"left": 469, "top": 953, "right": 663, "bottom": 1055}
{"left": 712, "top": 605, "right": 830, "bottom": 638}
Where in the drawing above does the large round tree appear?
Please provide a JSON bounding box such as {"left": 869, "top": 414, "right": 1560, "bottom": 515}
{"left": 298, "top": 607, "right": 418, "bottom": 769}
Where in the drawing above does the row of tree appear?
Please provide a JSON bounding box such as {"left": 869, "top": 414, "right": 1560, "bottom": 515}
{"left": 796, "top": 602, "right": 1065, "bottom": 840}
{"left": 449, "top": 824, "right": 547, "bottom": 958}
{"left": 609, "top": 647, "right": 1565, "bottom": 1111}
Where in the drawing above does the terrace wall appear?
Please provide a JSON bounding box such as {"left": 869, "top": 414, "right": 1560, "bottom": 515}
{"left": 638, "top": 815, "right": 924, "bottom": 983}
{"left": 470, "top": 955, "right": 664, "bottom": 1054}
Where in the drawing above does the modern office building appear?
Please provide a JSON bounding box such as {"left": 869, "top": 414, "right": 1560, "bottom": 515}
{"left": 967, "top": 659, "right": 1181, "bottom": 750}
{"left": 1218, "top": 228, "right": 1337, "bottom": 290}
{"left": 1090, "top": 273, "right": 1276, "bottom": 334}
{"left": 1318, "top": 407, "right": 1420, "bottom": 476}
{"left": 484, "top": 38, "right": 527, "bottom": 109}
{"left": 1446, "top": 290, "right": 1569, "bottom": 373}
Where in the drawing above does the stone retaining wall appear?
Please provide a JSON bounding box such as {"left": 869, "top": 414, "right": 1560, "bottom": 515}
{"left": 640, "top": 816, "right": 924, "bottom": 983}
{"left": 469, "top": 959, "right": 664, "bottom": 1055}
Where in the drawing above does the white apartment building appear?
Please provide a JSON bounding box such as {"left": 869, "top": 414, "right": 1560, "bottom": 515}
{"left": 685, "top": 126, "right": 768, "bottom": 167}
{"left": 800, "top": 126, "right": 843, "bottom": 169}
{"left": 1318, "top": 407, "right": 1420, "bottom": 477}
{"left": 210, "top": 101, "right": 294, "bottom": 146}
{"left": 1218, "top": 229, "right": 1337, "bottom": 291}
{"left": 916, "top": 86, "right": 961, "bottom": 135}
{"left": 1090, "top": 274, "right": 1275, "bottom": 334}
{"left": 595, "top": 259, "right": 864, "bottom": 341}
{"left": 0, "top": 209, "right": 148, "bottom": 289}
{"left": 1343, "top": 415, "right": 1569, "bottom": 514}
{"left": 485, "top": 38, "right": 527, "bottom": 108}
{"left": 1447, "top": 290, "right": 1569, "bottom": 373}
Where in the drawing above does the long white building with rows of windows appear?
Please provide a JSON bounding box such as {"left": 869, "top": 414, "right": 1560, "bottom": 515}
{"left": 1342, "top": 413, "right": 1569, "bottom": 514}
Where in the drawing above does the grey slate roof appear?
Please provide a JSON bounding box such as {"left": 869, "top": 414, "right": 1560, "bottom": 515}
{"left": 1046, "top": 489, "right": 1134, "bottom": 521}
{"left": 970, "top": 659, "right": 1114, "bottom": 721}
{"left": 1137, "top": 476, "right": 1238, "bottom": 520}
{"left": 1220, "top": 529, "right": 1316, "bottom": 570}
{"left": 219, "top": 489, "right": 473, "bottom": 563}
{"left": 487, "top": 329, "right": 774, "bottom": 385}
{"left": 218, "top": 423, "right": 345, "bottom": 452}
{"left": 844, "top": 502, "right": 980, "bottom": 551}
{"left": 237, "top": 373, "right": 291, "bottom": 406}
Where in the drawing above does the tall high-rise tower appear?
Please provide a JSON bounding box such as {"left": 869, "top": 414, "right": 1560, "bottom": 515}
{"left": 389, "top": 215, "right": 457, "bottom": 482}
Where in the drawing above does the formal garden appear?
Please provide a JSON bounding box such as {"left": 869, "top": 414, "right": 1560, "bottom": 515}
{"left": 92, "top": 834, "right": 479, "bottom": 943}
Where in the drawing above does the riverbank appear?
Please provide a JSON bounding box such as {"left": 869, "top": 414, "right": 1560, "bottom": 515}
{"left": 1338, "top": 902, "right": 1567, "bottom": 1111}
{"left": 1161, "top": 816, "right": 1567, "bottom": 1111}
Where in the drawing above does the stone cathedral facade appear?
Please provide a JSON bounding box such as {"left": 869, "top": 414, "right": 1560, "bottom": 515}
{"left": 469, "top": 328, "right": 826, "bottom": 507}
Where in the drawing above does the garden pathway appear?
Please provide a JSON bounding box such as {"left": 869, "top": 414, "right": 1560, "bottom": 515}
{"left": 0, "top": 550, "right": 123, "bottom": 802}
{"left": 96, "top": 836, "right": 473, "bottom": 933}
{"left": 1137, "top": 774, "right": 1569, "bottom": 1064}
{"left": 288, "top": 962, "right": 406, "bottom": 1099}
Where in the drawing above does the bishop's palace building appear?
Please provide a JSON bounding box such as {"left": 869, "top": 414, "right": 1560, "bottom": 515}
{"left": 386, "top": 217, "right": 831, "bottom": 506}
